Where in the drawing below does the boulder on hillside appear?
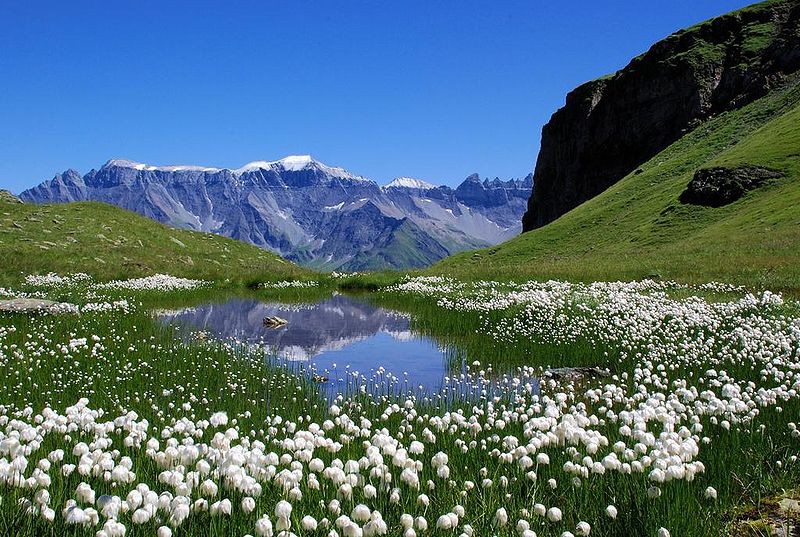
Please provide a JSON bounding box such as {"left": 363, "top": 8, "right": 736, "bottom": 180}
{"left": 0, "top": 190, "right": 22, "bottom": 204}
{"left": 544, "top": 366, "right": 610, "bottom": 382}
{"left": 679, "top": 166, "right": 782, "bottom": 207}
{"left": 0, "top": 298, "right": 79, "bottom": 315}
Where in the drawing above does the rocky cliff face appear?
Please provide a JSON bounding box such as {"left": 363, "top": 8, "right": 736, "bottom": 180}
{"left": 21, "top": 156, "right": 532, "bottom": 271}
{"left": 522, "top": 0, "right": 800, "bottom": 231}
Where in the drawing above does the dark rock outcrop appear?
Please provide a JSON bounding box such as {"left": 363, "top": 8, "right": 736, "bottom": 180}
{"left": 680, "top": 166, "right": 783, "bottom": 206}
{"left": 523, "top": 0, "right": 800, "bottom": 231}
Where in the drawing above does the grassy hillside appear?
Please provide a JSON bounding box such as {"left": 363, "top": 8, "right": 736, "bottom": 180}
{"left": 432, "top": 75, "right": 800, "bottom": 293}
{"left": 0, "top": 199, "right": 311, "bottom": 285}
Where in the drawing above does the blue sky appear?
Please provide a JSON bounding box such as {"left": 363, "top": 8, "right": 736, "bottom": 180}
{"left": 1, "top": 1, "right": 754, "bottom": 191}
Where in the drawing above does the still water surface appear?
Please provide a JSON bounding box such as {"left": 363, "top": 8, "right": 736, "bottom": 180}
{"left": 158, "top": 294, "right": 458, "bottom": 393}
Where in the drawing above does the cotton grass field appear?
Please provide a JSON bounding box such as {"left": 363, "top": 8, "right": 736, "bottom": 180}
{"left": 1, "top": 273, "right": 799, "bottom": 536}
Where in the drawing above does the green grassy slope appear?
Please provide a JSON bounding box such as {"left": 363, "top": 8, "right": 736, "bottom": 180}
{"left": 432, "top": 77, "right": 800, "bottom": 292}
{"left": 0, "top": 200, "right": 311, "bottom": 285}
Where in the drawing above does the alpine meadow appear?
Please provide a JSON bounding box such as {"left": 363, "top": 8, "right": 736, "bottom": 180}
{"left": 1, "top": 2, "right": 800, "bottom": 537}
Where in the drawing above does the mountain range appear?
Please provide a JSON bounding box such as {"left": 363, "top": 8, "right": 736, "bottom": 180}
{"left": 21, "top": 156, "right": 532, "bottom": 271}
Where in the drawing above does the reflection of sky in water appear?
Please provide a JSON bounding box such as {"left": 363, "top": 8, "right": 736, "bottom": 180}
{"left": 157, "top": 295, "right": 456, "bottom": 393}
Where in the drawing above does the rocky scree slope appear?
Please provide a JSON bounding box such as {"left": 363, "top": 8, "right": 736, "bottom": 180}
{"left": 522, "top": 0, "right": 800, "bottom": 231}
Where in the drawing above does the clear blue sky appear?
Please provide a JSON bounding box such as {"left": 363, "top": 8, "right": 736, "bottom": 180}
{"left": 1, "top": 0, "right": 755, "bottom": 191}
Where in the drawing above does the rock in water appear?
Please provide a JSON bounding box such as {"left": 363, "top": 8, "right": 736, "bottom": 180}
{"left": 263, "top": 316, "right": 288, "bottom": 328}
{"left": 0, "top": 298, "right": 78, "bottom": 315}
{"left": 680, "top": 166, "right": 782, "bottom": 207}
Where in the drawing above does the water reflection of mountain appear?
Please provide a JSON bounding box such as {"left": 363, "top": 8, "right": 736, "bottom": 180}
{"left": 158, "top": 295, "right": 413, "bottom": 361}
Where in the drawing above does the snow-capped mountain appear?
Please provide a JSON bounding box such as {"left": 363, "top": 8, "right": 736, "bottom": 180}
{"left": 384, "top": 177, "right": 438, "bottom": 190}
{"left": 20, "top": 156, "right": 532, "bottom": 270}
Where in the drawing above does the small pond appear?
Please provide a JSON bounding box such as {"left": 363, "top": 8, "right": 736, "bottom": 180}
{"left": 157, "top": 294, "right": 464, "bottom": 394}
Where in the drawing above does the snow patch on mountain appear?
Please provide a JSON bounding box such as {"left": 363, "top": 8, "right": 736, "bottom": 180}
{"left": 384, "top": 177, "right": 437, "bottom": 190}
{"left": 102, "top": 159, "right": 221, "bottom": 173}
{"left": 102, "top": 155, "right": 371, "bottom": 181}
{"left": 234, "top": 155, "right": 369, "bottom": 181}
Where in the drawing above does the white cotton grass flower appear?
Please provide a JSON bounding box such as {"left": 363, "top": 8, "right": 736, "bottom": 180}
{"left": 210, "top": 411, "right": 228, "bottom": 427}
{"left": 547, "top": 507, "right": 563, "bottom": 523}
{"left": 96, "top": 273, "right": 206, "bottom": 291}
{"left": 41, "top": 507, "right": 56, "bottom": 522}
{"left": 494, "top": 507, "right": 508, "bottom": 526}
{"left": 275, "top": 500, "right": 293, "bottom": 518}
{"left": 436, "top": 514, "right": 454, "bottom": 530}
{"left": 328, "top": 499, "right": 342, "bottom": 515}
{"left": 658, "top": 529, "right": 671, "bottom": 537}
{"left": 255, "top": 514, "right": 274, "bottom": 537}
{"left": 302, "top": 515, "right": 318, "bottom": 531}
{"left": 705, "top": 486, "right": 718, "bottom": 500}
{"left": 275, "top": 499, "right": 293, "bottom": 531}
{"left": 132, "top": 508, "right": 152, "bottom": 524}
{"left": 75, "top": 482, "right": 95, "bottom": 505}
{"left": 127, "top": 489, "right": 144, "bottom": 511}
{"left": 343, "top": 522, "right": 361, "bottom": 537}
{"left": 400, "top": 514, "right": 414, "bottom": 529}
{"left": 102, "top": 520, "right": 127, "bottom": 537}
{"left": 606, "top": 505, "right": 618, "bottom": 519}
{"left": 200, "top": 479, "right": 219, "bottom": 497}
{"left": 352, "top": 504, "right": 371, "bottom": 523}
{"left": 64, "top": 506, "right": 87, "bottom": 525}
{"left": 210, "top": 499, "right": 232, "bottom": 516}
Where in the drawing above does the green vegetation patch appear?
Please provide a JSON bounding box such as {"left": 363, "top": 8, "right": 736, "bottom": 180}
{"left": 0, "top": 200, "right": 311, "bottom": 286}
